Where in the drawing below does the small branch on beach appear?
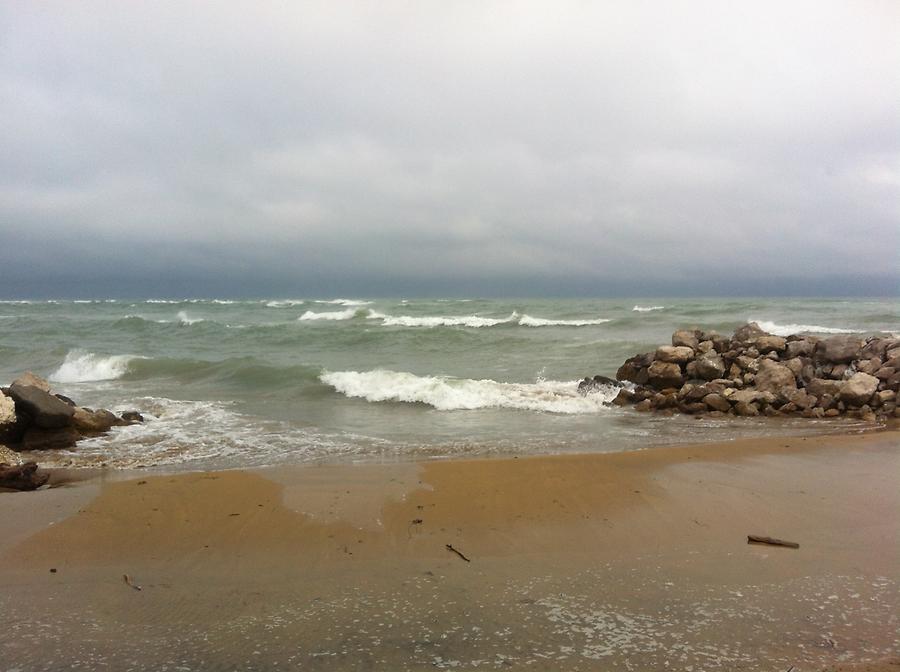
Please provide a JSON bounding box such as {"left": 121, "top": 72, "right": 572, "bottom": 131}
{"left": 123, "top": 574, "right": 142, "bottom": 591}
{"left": 407, "top": 518, "right": 423, "bottom": 539}
{"left": 747, "top": 535, "right": 799, "bottom": 549}
{"left": 446, "top": 544, "right": 471, "bottom": 562}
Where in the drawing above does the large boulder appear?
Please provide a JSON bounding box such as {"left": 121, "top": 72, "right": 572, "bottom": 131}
{"left": 786, "top": 339, "right": 816, "bottom": 358}
{"left": 806, "top": 378, "right": 844, "bottom": 398}
{"left": 19, "top": 427, "right": 79, "bottom": 451}
{"left": 732, "top": 322, "right": 769, "bottom": 344}
{"left": 672, "top": 330, "right": 699, "bottom": 350}
{"left": 655, "top": 346, "right": 694, "bottom": 364}
{"left": 11, "top": 372, "right": 51, "bottom": 393}
{"left": 839, "top": 372, "right": 879, "bottom": 407}
{"left": 647, "top": 361, "right": 683, "bottom": 389}
{"left": 694, "top": 351, "right": 726, "bottom": 380}
{"left": 702, "top": 393, "right": 731, "bottom": 412}
{"left": 755, "top": 336, "right": 787, "bottom": 354}
{"left": 8, "top": 383, "right": 75, "bottom": 429}
{"left": 72, "top": 407, "right": 120, "bottom": 434}
{"left": 755, "top": 359, "right": 797, "bottom": 400}
{"left": 817, "top": 335, "right": 864, "bottom": 364}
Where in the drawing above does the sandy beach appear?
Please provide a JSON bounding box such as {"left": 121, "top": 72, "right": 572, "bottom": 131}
{"left": 1, "top": 429, "right": 898, "bottom": 670}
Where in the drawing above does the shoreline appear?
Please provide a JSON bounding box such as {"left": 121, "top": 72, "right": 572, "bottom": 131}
{"left": 1, "top": 428, "right": 898, "bottom": 669}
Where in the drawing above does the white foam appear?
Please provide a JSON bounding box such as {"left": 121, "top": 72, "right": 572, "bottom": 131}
{"left": 50, "top": 350, "right": 140, "bottom": 383}
{"left": 314, "top": 298, "right": 373, "bottom": 306}
{"left": 146, "top": 299, "right": 180, "bottom": 304}
{"left": 375, "top": 312, "right": 519, "bottom": 328}
{"left": 633, "top": 305, "right": 665, "bottom": 312}
{"left": 177, "top": 310, "right": 204, "bottom": 325}
{"left": 751, "top": 319, "right": 858, "bottom": 336}
{"left": 299, "top": 308, "right": 359, "bottom": 321}
{"left": 265, "top": 299, "right": 306, "bottom": 308}
{"left": 320, "top": 369, "right": 619, "bottom": 413}
{"left": 518, "top": 315, "right": 611, "bottom": 327}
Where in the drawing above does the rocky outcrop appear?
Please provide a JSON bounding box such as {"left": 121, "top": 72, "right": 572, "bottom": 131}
{"left": 586, "top": 323, "right": 899, "bottom": 420}
{"left": 8, "top": 383, "right": 75, "bottom": 429}
{"left": 1, "top": 372, "right": 142, "bottom": 458}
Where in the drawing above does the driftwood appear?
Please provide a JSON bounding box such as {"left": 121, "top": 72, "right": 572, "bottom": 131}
{"left": 0, "top": 462, "right": 49, "bottom": 491}
{"left": 446, "top": 544, "right": 471, "bottom": 562}
{"left": 123, "top": 574, "right": 142, "bottom": 591}
{"left": 747, "top": 535, "right": 799, "bottom": 549}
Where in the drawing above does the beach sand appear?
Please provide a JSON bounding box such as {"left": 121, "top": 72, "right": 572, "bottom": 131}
{"left": 1, "top": 430, "right": 898, "bottom": 670}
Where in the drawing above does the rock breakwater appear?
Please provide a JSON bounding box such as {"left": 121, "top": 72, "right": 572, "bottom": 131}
{"left": 1, "top": 372, "right": 143, "bottom": 490}
{"left": 583, "top": 323, "right": 899, "bottom": 421}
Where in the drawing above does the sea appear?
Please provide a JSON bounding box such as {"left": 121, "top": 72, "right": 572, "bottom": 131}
{"left": 0, "top": 297, "right": 896, "bottom": 471}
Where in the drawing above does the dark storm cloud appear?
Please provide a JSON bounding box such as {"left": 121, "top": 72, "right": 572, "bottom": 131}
{"left": 1, "top": 1, "right": 898, "bottom": 297}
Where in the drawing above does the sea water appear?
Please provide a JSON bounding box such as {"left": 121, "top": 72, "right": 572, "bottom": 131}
{"left": 0, "top": 297, "right": 895, "bottom": 470}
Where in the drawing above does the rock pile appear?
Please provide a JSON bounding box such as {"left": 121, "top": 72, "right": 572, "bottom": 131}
{"left": 580, "top": 323, "right": 899, "bottom": 421}
{"left": 1, "top": 371, "right": 143, "bottom": 451}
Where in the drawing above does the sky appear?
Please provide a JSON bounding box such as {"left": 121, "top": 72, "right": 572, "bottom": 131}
{"left": 1, "top": 1, "right": 898, "bottom": 298}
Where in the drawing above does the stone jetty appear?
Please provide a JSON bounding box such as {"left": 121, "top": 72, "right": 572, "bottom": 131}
{"left": 582, "top": 323, "right": 899, "bottom": 421}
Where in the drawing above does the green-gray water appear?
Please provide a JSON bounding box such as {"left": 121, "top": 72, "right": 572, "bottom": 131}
{"left": 1, "top": 297, "right": 896, "bottom": 470}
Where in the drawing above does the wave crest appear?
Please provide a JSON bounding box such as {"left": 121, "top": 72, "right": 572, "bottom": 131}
{"left": 299, "top": 308, "right": 360, "bottom": 321}
{"left": 320, "top": 369, "right": 619, "bottom": 413}
{"left": 518, "top": 315, "right": 611, "bottom": 327}
{"left": 632, "top": 305, "right": 665, "bottom": 312}
{"left": 751, "top": 319, "right": 858, "bottom": 336}
{"left": 50, "top": 350, "right": 140, "bottom": 383}
{"left": 376, "top": 312, "right": 519, "bottom": 328}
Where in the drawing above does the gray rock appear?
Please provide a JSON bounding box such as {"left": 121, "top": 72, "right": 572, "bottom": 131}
{"left": 72, "top": 407, "right": 120, "bottom": 434}
{"left": 734, "top": 401, "right": 760, "bottom": 416}
{"left": 8, "top": 383, "right": 75, "bottom": 429}
{"left": 839, "top": 372, "right": 879, "bottom": 407}
{"left": 732, "top": 322, "right": 769, "bottom": 343}
{"left": 697, "top": 340, "right": 714, "bottom": 354}
{"left": 647, "top": 361, "right": 683, "bottom": 389}
{"left": 874, "top": 367, "right": 896, "bottom": 381}
{"left": 703, "top": 393, "right": 731, "bottom": 412}
{"left": 783, "top": 357, "right": 804, "bottom": 378}
{"left": 817, "top": 335, "right": 864, "bottom": 363}
{"left": 11, "top": 371, "right": 51, "bottom": 393}
{"left": 694, "top": 350, "right": 725, "bottom": 381}
{"left": 786, "top": 339, "right": 816, "bottom": 358}
{"left": 856, "top": 358, "right": 882, "bottom": 375}
{"left": 755, "top": 335, "right": 787, "bottom": 353}
{"left": 672, "top": 330, "right": 699, "bottom": 350}
{"left": 19, "top": 426, "right": 80, "bottom": 450}
{"left": 120, "top": 411, "right": 144, "bottom": 424}
{"left": 806, "top": 378, "right": 845, "bottom": 398}
{"left": 755, "top": 359, "right": 797, "bottom": 399}
{"left": 655, "top": 346, "right": 695, "bottom": 364}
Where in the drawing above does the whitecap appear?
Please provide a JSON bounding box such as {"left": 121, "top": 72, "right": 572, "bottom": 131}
{"left": 177, "top": 310, "right": 204, "bottom": 325}
{"left": 375, "top": 312, "right": 519, "bottom": 328}
{"left": 50, "top": 350, "right": 141, "bottom": 383}
{"left": 518, "top": 315, "right": 611, "bottom": 327}
{"left": 320, "top": 369, "right": 620, "bottom": 413}
{"left": 265, "top": 299, "right": 306, "bottom": 308}
{"left": 750, "top": 319, "right": 858, "bottom": 336}
{"left": 632, "top": 305, "right": 665, "bottom": 312}
{"left": 314, "top": 298, "right": 373, "bottom": 307}
{"left": 298, "top": 308, "right": 359, "bottom": 321}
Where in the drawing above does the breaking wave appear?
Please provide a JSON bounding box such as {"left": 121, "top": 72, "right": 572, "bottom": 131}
{"left": 375, "top": 312, "right": 519, "bottom": 328}
{"left": 518, "top": 315, "right": 611, "bottom": 327}
{"left": 299, "top": 308, "right": 360, "bottom": 321}
{"left": 176, "top": 310, "right": 204, "bottom": 325}
{"left": 50, "top": 350, "right": 141, "bottom": 383}
{"left": 633, "top": 305, "right": 665, "bottom": 312}
{"left": 750, "top": 319, "right": 858, "bottom": 336}
{"left": 314, "top": 298, "right": 373, "bottom": 306}
{"left": 320, "top": 369, "right": 619, "bottom": 413}
{"left": 266, "top": 299, "right": 306, "bottom": 308}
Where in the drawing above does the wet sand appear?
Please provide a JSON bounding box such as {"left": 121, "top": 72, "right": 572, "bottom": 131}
{"left": 1, "top": 430, "right": 898, "bottom": 670}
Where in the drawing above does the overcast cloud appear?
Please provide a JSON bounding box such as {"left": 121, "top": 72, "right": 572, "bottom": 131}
{"left": 1, "top": 0, "right": 898, "bottom": 297}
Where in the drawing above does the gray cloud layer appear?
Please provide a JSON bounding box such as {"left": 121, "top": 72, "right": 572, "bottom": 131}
{"left": 2, "top": 1, "right": 898, "bottom": 297}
